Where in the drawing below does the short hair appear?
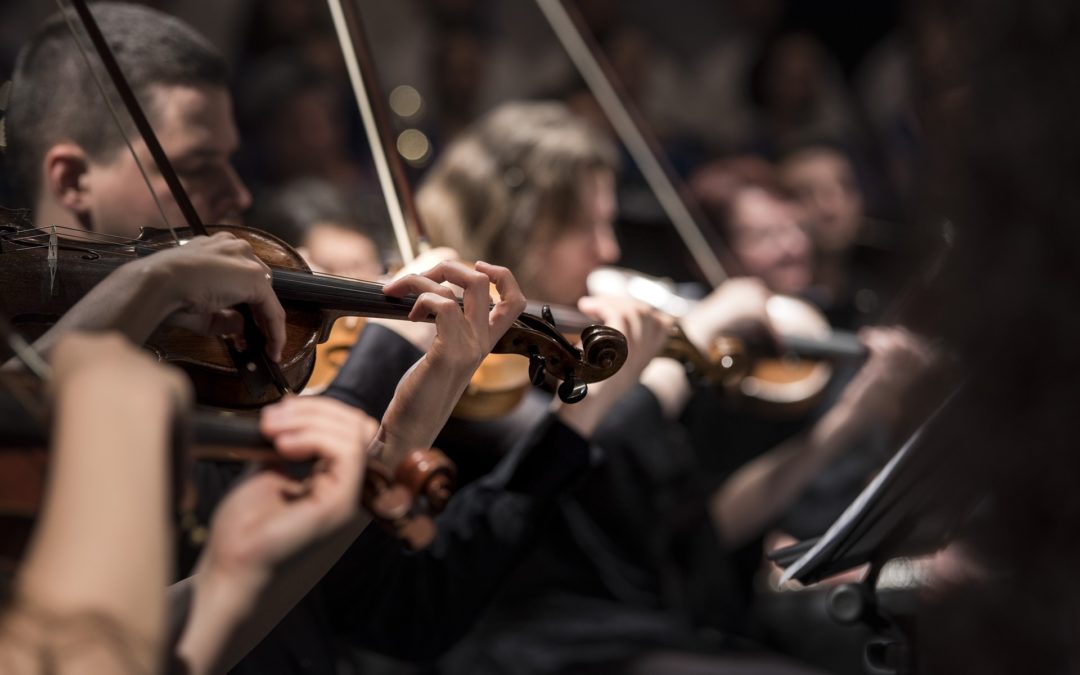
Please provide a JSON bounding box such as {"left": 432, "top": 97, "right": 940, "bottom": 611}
{"left": 252, "top": 178, "right": 371, "bottom": 246}
{"left": 5, "top": 2, "right": 229, "bottom": 204}
{"left": 417, "top": 101, "right": 618, "bottom": 286}
{"left": 688, "top": 155, "right": 792, "bottom": 241}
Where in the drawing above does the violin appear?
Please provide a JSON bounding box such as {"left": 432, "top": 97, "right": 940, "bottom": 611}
{"left": 0, "top": 212, "right": 628, "bottom": 410}
{"left": 449, "top": 288, "right": 866, "bottom": 420}
{"left": 0, "top": 368, "right": 457, "bottom": 565}
{"left": 515, "top": 279, "right": 868, "bottom": 418}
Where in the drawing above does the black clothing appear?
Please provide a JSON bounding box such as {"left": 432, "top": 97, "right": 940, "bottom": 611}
{"left": 443, "top": 384, "right": 767, "bottom": 674}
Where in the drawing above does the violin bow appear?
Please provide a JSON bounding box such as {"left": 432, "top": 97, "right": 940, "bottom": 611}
{"left": 326, "top": 0, "right": 428, "bottom": 264}
{"left": 534, "top": 0, "right": 731, "bottom": 286}
{"left": 0, "top": 314, "right": 51, "bottom": 426}
{"left": 55, "top": 0, "right": 292, "bottom": 401}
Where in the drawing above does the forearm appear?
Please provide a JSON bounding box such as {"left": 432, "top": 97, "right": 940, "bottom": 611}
{"left": 639, "top": 357, "right": 692, "bottom": 420}
{"left": 710, "top": 405, "right": 859, "bottom": 548}
{"left": 17, "top": 378, "right": 175, "bottom": 669}
{"left": 28, "top": 263, "right": 177, "bottom": 358}
{"left": 175, "top": 516, "right": 371, "bottom": 675}
{"left": 376, "top": 355, "right": 473, "bottom": 468}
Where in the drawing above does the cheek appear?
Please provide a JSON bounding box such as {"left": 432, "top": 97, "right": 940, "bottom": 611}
{"left": 735, "top": 242, "right": 772, "bottom": 277}
{"left": 530, "top": 239, "right": 592, "bottom": 304}
{"left": 89, "top": 176, "right": 159, "bottom": 235}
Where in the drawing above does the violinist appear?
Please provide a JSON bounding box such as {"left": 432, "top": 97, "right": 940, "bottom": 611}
{"left": 685, "top": 163, "right": 930, "bottom": 538}
{"left": 4, "top": 5, "right": 663, "bottom": 673}
{"left": 4, "top": 1, "right": 286, "bottom": 362}
{"left": 414, "top": 100, "right": 935, "bottom": 674}
{"left": 251, "top": 178, "right": 384, "bottom": 281}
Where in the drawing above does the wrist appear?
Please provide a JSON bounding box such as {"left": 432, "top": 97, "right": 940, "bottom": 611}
{"left": 126, "top": 255, "right": 188, "bottom": 320}
{"left": 640, "top": 357, "right": 692, "bottom": 420}
{"left": 176, "top": 568, "right": 265, "bottom": 675}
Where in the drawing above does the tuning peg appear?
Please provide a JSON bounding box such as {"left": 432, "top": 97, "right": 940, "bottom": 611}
{"left": 557, "top": 375, "right": 588, "bottom": 404}
{"left": 541, "top": 304, "right": 556, "bottom": 327}
{"left": 528, "top": 354, "right": 547, "bottom": 386}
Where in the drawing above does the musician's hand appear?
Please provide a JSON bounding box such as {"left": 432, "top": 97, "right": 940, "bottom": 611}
{"left": 134, "top": 232, "right": 287, "bottom": 362}
{"left": 383, "top": 260, "right": 524, "bottom": 376}
{"left": 198, "top": 396, "right": 375, "bottom": 586}
{"left": 835, "top": 326, "right": 937, "bottom": 433}
{"left": 178, "top": 396, "right": 374, "bottom": 675}
{"left": 560, "top": 296, "right": 674, "bottom": 436}
{"left": 681, "top": 277, "right": 775, "bottom": 353}
{"left": 369, "top": 246, "right": 462, "bottom": 351}
{"left": 377, "top": 261, "right": 525, "bottom": 459}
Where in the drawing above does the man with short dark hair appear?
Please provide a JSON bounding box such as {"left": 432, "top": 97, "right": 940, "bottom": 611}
{"left": 4, "top": 2, "right": 282, "bottom": 359}
{"left": 7, "top": 2, "right": 248, "bottom": 235}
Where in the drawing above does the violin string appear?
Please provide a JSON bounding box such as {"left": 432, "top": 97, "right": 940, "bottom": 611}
{"left": 53, "top": 0, "right": 180, "bottom": 245}
{"left": 1, "top": 226, "right": 507, "bottom": 292}
{"left": 0, "top": 244, "right": 418, "bottom": 309}
{"left": 2, "top": 225, "right": 142, "bottom": 246}
{"left": 1, "top": 230, "right": 520, "bottom": 319}
{"left": 1, "top": 243, "right": 519, "bottom": 327}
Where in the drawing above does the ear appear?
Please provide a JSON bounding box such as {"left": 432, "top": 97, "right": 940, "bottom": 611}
{"left": 42, "top": 143, "right": 93, "bottom": 216}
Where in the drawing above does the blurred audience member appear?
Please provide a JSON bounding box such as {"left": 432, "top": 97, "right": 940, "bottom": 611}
{"left": 253, "top": 178, "right": 384, "bottom": 280}
{"left": 236, "top": 55, "right": 367, "bottom": 193}
{"left": 747, "top": 31, "right": 863, "bottom": 159}
{"left": 690, "top": 0, "right": 789, "bottom": 152}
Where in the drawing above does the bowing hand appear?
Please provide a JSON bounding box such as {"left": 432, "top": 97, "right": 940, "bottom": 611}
{"left": 198, "top": 396, "right": 377, "bottom": 585}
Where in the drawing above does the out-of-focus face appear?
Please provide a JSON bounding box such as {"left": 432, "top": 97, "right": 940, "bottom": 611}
{"left": 727, "top": 186, "right": 813, "bottom": 295}
{"left": 779, "top": 148, "right": 863, "bottom": 253}
{"left": 303, "top": 223, "right": 383, "bottom": 280}
{"left": 82, "top": 84, "right": 251, "bottom": 237}
{"left": 530, "top": 168, "right": 621, "bottom": 306}
{"left": 763, "top": 33, "right": 825, "bottom": 115}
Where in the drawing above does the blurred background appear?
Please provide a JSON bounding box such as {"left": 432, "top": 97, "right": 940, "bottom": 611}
{"left": 0, "top": 0, "right": 916, "bottom": 286}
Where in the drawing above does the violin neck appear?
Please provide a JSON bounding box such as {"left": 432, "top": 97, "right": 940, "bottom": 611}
{"left": 780, "top": 331, "right": 867, "bottom": 362}
{"left": 271, "top": 270, "right": 417, "bottom": 321}
{"left": 524, "top": 301, "right": 594, "bottom": 334}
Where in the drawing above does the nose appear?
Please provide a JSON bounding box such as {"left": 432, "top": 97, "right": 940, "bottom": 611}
{"left": 781, "top": 223, "right": 811, "bottom": 258}
{"left": 217, "top": 164, "right": 252, "bottom": 220}
{"left": 594, "top": 220, "right": 621, "bottom": 264}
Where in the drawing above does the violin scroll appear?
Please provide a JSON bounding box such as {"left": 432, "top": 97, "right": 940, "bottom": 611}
{"left": 362, "top": 448, "right": 457, "bottom": 550}
{"left": 502, "top": 307, "right": 629, "bottom": 404}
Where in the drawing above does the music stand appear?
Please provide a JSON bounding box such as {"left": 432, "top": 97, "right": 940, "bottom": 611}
{"left": 768, "top": 388, "right": 977, "bottom": 674}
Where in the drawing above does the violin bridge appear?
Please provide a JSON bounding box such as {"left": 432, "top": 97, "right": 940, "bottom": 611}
{"left": 48, "top": 225, "right": 58, "bottom": 296}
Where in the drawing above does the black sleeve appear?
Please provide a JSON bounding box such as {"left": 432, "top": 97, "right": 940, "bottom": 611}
{"left": 323, "top": 323, "right": 422, "bottom": 417}
{"left": 319, "top": 412, "right": 592, "bottom": 661}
